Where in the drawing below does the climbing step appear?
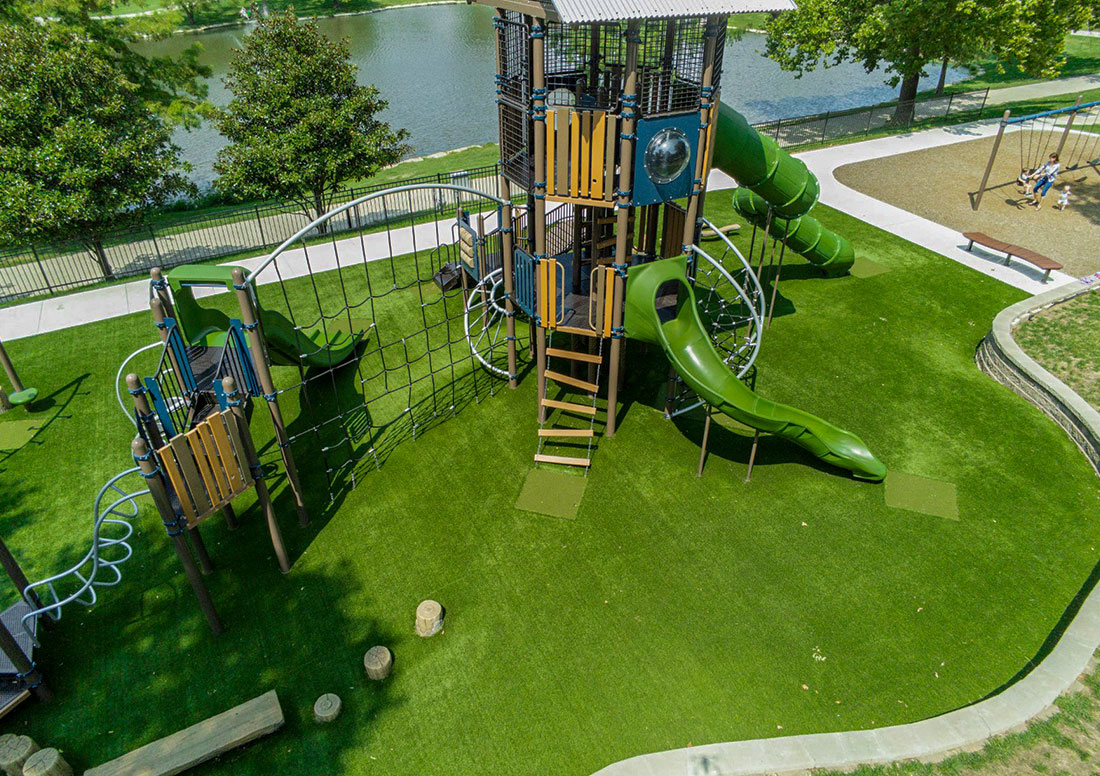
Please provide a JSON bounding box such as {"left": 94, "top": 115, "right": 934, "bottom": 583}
{"left": 547, "top": 347, "right": 602, "bottom": 364}
{"left": 538, "top": 428, "right": 594, "bottom": 438}
{"left": 541, "top": 398, "right": 597, "bottom": 416}
{"left": 555, "top": 324, "right": 599, "bottom": 338}
{"left": 534, "top": 454, "right": 591, "bottom": 468}
{"left": 545, "top": 370, "right": 598, "bottom": 394}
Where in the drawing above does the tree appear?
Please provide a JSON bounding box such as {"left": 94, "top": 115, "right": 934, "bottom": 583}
{"left": 0, "top": 24, "right": 194, "bottom": 279}
{"left": 764, "top": 0, "right": 1100, "bottom": 122}
{"left": 214, "top": 11, "right": 410, "bottom": 227}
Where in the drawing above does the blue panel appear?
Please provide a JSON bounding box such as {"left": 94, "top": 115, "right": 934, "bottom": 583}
{"left": 632, "top": 112, "right": 701, "bottom": 207}
{"left": 513, "top": 248, "right": 537, "bottom": 318}
{"left": 143, "top": 377, "right": 178, "bottom": 440}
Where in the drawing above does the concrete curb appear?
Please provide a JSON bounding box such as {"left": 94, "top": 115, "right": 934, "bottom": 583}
{"left": 589, "top": 284, "right": 1100, "bottom": 776}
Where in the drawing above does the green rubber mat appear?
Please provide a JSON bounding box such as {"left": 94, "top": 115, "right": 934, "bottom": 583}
{"left": 515, "top": 468, "right": 587, "bottom": 520}
{"left": 849, "top": 256, "right": 891, "bottom": 279}
{"left": 885, "top": 471, "right": 959, "bottom": 521}
{"left": 0, "top": 419, "right": 40, "bottom": 451}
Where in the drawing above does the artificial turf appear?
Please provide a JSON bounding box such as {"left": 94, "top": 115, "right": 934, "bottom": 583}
{"left": 0, "top": 197, "right": 1098, "bottom": 776}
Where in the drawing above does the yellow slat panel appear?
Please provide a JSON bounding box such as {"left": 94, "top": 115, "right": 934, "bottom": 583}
{"left": 197, "top": 423, "right": 231, "bottom": 498}
{"left": 546, "top": 260, "right": 557, "bottom": 329}
{"left": 579, "top": 111, "right": 591, "bottom": 199}
{"left": 170, "top": 435, "right": 212, "bottom": 518}
{"left": 602, "top": 268, "right": 614, "bottom": 338}
{"left": 208, "top": 413, "right": 246, "bottom": 492}
{"left": 223, "top": 411, "right": 256, "bottom": 490}
{"left": 545, "top": 108, "right": 556, "bottom": 197}
{"left": 590, "top": 113, "right": 605, "bottom": 200}
{"left": 604, "top": 115, "right": 617, "bottom": 201}
{"left": 557, "top": 108, "right": 570, "bottom": 195}
{"left": 186, "top": 428, "right": 223, "bottom": 504}
{"left": 569, "top": 111, "right": 580, "bottom": 198}
{"left": 159, "top": 444, "right": 197, "bottom": 525}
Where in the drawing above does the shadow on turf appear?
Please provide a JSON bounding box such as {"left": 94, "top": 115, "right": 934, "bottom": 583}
{"left": 0, "top": 374, "right": 88, "bottom": 472}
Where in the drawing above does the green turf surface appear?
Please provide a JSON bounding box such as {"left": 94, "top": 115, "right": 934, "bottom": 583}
{"left": 2, "top": 198, "right": 1099, "bottom": 776}
{"left": 1015, "top": 287, "right": 1100, "bottom": 412}
{"left": 514, "top": 468, "right": 587, "bottom": 519}
{"left": 0, "top": 418, "right": 39, "bottom": 451}
{"left": 884, "top": 471, "right": 960, "bottom": 521}
{"left": 849, "top": 255, "right": 891, "bottom": 279}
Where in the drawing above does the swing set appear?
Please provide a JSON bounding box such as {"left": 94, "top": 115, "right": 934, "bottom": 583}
{"left": 973, "top": 96, "right": 1100, "bottom": 210}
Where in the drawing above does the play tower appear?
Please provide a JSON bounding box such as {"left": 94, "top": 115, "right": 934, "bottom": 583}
{"left": 471, "top": 0, "right": 791, "bottom": 467}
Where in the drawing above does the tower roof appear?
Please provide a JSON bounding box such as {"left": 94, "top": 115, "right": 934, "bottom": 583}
{"left": 488, "top": 0, "right": 794, "bottom": 24}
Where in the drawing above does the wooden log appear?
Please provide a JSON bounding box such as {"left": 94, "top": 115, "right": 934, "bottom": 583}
{"left": 415, "top": 600, "right": 443, "bottom": 637}
{"left": 363, "top": 646, "right": 392, "bottom": 681}
{"left": 21, "top": 748, "right": 71, "bottom": 776}
{"left": 313, "top": 693, "right": 342, "bottom": 723}
{"left": 0, "top": 734, "right": 37, "bottom": 776}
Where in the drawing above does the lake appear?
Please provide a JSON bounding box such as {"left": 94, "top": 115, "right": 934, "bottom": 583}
{"left": 135, "top": 5, "right": 967, "bottom": 187}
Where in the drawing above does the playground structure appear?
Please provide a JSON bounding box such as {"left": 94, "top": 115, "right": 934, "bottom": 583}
{"left": 0, "top": 339, "right": 37, "bottom": 412}
{"left": 974, "top": 96, "right": 1100, "bottom": 210}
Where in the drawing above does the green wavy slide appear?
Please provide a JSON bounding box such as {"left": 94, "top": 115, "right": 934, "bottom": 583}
{"left": 625, "top": 257, "right": 885, "bottom": 480}
{"left": 713, "top": 103, "right": 854, "bottom": 276}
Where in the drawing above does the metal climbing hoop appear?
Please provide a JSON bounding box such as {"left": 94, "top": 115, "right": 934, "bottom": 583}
{"left": 463, "top": 267, "right": 512, "bottom": 379}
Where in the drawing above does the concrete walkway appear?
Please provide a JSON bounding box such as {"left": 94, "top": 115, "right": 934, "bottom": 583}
{"left": 984, "top": 73, "right": 1100, "bottom": 106}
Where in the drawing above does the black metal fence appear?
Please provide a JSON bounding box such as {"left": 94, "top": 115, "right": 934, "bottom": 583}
{"left": 0, "top": 165, "right": 502, "bottom": 306}
{"left": 750, "top": 88, "right": 991, "bottom": 149}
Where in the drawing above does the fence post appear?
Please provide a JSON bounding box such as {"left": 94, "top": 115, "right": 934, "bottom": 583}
{"left": 29, "top": 244, "right": 52, "bottom": 294}
{"left": 945, "top": 93, "right": 954, "bottom": 118}
{"left": 254, "top": 206, "right": 266, "bottom": 246}
{"left": 820, "top": 111, "right": 830, "bottom": 144}
{"left": 149, "top": 226, "right": 163, "bottom": 263}
{"left": 978, "top": 88, "right": 989, "bottom": 120}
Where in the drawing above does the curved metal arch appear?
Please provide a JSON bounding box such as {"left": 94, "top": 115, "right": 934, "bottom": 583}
{"left": 244, "top": 183, "right": 511, "bottom": 286}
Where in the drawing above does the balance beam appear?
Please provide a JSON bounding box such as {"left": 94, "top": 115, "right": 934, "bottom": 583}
{"left": 85, "top": 690, "right": 284, "bottom": 776}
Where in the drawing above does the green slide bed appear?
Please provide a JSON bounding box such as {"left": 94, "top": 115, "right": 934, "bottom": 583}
{"left": 713, "top": 103, "right": 855, "bottom": 275}
{"left": 625, "top": 257, "right": 885, "bottom": 480}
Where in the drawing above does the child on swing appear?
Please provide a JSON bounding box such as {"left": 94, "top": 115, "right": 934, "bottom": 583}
{"left": 1028, "top": 152, "right": 1061, "bottom": 209}
{"left": 1056, "top": 185, "right": 1071, "bottom": 211}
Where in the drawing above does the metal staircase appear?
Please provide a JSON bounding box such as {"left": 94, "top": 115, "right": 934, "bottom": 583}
{"left": 534, "top": 330, "right": 605, "bottom": 469}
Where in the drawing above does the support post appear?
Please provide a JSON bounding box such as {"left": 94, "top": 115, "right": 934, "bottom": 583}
{"left": 150, "top": 298, "right": 187, "bottom": 389}
{"left": 1056, "top": 96, "right": 1084, "bottom": 158}
{"left": 221, "top": 504, "right": 239, "bottom": 532}
{"left": 606, "top": 19, "right": 641, "bottom": 438}
{"left": 149, "top": 267, "right": 174, "bottom": 320}
{"left": 125, "top": 373, "right": 165, "bottom": 451}
{"left": 188, "top": 528, "right": 215, "bottom": 575}
{"left": 132, "top": 436, "right": 224, "bottom": 634}
{"left": 532, "top": 16, "right": 549, "bottom": 423}
{"left": 697, "top": 406, "right": 712, "bottom": 477}
{"left": 0, "top": 386, "right": 11, "bottom": 414}
{"left": 682, "top": 16, "right": 722, "bottom": 251}
{"left": 973, "top": 110, "right": 1012, "bottom": 211}
{"left": 225, "top": 377, "right": 290, "bottom": 573}
{"left": 745, "top": 430, "right": 760, "bottom": 483}
{"left": 232, "top": 269, "right": 309, "bottom": 526}
{"left": 500, "top": 179, "right": 518, "bottom": 389}
{"left": 0, "top": 621, "right": 50, "bottom": 702}
{"left": 765, "top": 230, "right": 789, "bottom": 330}
{"left": 0, "top": 340, "right": 25, "bottom": 394}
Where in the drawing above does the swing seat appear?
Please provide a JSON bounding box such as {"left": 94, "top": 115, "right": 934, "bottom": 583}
{"left": 7, "top": 387, "right": 37, "bottom": 406}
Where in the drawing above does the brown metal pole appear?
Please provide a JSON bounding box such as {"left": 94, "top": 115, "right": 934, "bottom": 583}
{"left": 149, "top": 267, "right": 175, "bottom": 319}
{"left": 682, "top": 16, "right": 722, "bottom": 251}
{"left": 132, "top": 436, "right": 224, "bottom": 634}
{"left": 221, "top": 504, "right": 239, "bottom": 532}
{"left": 1056, "top": 95, "right": 1084, "bottom": 158}
{"left": 745, "top": 430, "right": 760, "bottom": 483}
{"left": 532, "top": 17, "right": 549, "bottom": 424}
{"left": 0, "top": 386, "right": 11, "bottom": 414}
{"left": 187, "top": 528, "right": 214, "bottom": 575}
{"left": 125, "top": 373, "right": 165, "bottom": 451}
{"left": 697, "top": 406, "right": 712, "bottom": 477}
{"left": 974, "top": 110, "right": 1012, "bottom": 211}
{"left": 232, "top": 268, "right": 309, "bottom": 526}
{"left": 500, "top": 179, "right": 518, "bottom": 389}
{"left": 150, "top": 298, "right": 187, "bottom": 390}
{"left": 0, "top": 339, "right": 24, "bottom": 394}
{"left": 606, "top": 19, "right": 641, "bottom": 438}
{"left": 765, "top": 230, "right": 789, "bottom": 330}
{"left": 0, "top": 621, "right": 50, "bottom": 702}
{"left": 224, "top": 377, "right": 290, "bottom": 573}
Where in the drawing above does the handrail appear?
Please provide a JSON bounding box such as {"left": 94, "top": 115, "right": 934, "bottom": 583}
{"left": 115, "top": 342, "right": 166, "bottom": 426}
{"left": 244, "top": 183, "right": 509, "bottom": 286}
{"left": 20, "top": 468, "right": 149, "bottom": 644}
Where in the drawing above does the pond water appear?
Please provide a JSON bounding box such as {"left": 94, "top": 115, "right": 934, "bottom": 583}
{"left": 136, "top": 5, "right": 968, "bottom": 187}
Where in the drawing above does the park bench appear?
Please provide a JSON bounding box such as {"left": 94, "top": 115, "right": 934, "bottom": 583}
{"left": 962, "top": 232, "right": 1063, "bottom": 282}
{"left": 84, "top": 690, "right": 283, "bottom": 776}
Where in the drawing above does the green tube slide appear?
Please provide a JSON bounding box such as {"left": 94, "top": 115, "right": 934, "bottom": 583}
{"left": 713, "top": 103, "right": 854, "bottom": 275}
{"left": 625, "top": 257, "right": 885, "bottom": 481}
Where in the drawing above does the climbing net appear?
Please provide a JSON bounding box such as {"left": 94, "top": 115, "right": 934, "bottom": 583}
{"left": 242, "top": 181, "right": 530, "bottom": 501}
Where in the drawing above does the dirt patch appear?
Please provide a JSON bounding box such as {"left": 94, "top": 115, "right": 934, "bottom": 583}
{"left": 835, "top": 132, "right": 1100, "bottom": 277}
{"left": 1015, "top": 287, "right": 1100, "bottom": 411}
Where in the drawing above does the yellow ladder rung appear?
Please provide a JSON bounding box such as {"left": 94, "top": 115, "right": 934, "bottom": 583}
{"left": 534, "top": 454, "right": 591, "bottom": 467}
{"left": 538, "top": 428, "right": 594, "bottom": 438}
{"left": 555, "top": 324, "right": 599, "bottom": 338}
{"left": 545, "top": 370, "right": 598, "bottom": 394}
{"left": 541, "top": 398, "right": 598, "bottom": 416}
{"left": 546, "top": 347, "right": 602, "bottom": 364}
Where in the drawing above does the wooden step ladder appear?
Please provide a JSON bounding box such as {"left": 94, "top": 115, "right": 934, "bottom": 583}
{"left": 534, "top": 332, "right": 605, "bottom": 470}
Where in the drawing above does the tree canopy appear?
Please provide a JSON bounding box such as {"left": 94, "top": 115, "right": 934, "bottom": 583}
{"left": 0, "top": 23, "right": 194, "bottom": 278}
{"left": 764, "top": 0, "right": 1100, "bottom": 115}
{"left": 214, "top": 11, "right": 411, "bottom": 225}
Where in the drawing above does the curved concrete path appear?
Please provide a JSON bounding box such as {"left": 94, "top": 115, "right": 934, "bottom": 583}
{"left": 590, "top": 282, "right": 1100, "bottom": 776}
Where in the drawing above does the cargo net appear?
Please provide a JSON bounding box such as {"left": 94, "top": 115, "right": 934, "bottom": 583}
{"left": 244, "top": 183, "right": 529, "bottom": 501}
